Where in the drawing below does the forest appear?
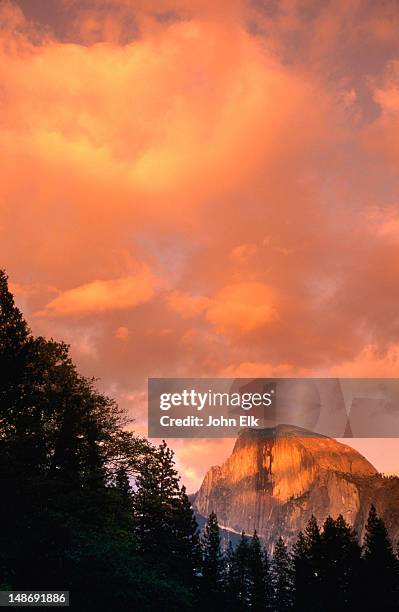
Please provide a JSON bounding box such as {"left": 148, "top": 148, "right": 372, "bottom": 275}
{"left": 0, "top": 270, "right": 398, "bottom": 611}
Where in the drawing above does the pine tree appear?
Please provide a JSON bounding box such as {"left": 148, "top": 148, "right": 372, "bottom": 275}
{"left": 234, "top": 532, "right": 252, "bottom": 610}
{"left": 362, "top": 505, "right": 399, "bottom": 611}
{"left": 173, "top": 485, "right": 201, "bottom": 588}
{"left": 133, "top": 440, "right": 199, "bottom": 593}
{"left": 271, "top": 537, "right": 293, "bottom": 612}
{"left": 248, "top": 530, "right": 271, "bottom": 611}
{"left": 133, "top": 441, "right": 178, "bottom": 559}
{"left": 0, "top": 270, "right": 44, "bottom": 473}
{"left": 292, "top": 531, "right": 309, "bottom": 612}
{"left": 303, "top": 515, "right": 323, "bottom": 611}
{"left": 0, "top": 270, "right": 29, "bottom": 352}
{"left": 224, "top": 539, "right": 240, "bottom": 608}
{"left": 200, "top": 511, "right": 225, "bottom": 607}
{"left": 320, "top": 515, "right": 361, "bottom": 612}
{"left": 263, "top": 543, "right": 274, "bottom": 612}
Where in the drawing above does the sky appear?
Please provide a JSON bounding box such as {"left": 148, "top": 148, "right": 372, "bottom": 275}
{"left": 2, "top": 0, "right": 399, "bottom": 491}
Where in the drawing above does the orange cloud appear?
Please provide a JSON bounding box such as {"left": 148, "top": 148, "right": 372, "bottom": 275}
{"left": 206, "top": 282, "right": 278, "bottom": 335}
{"left": 230, "top": 243, "right": 258, "bottom": 262}
{"left": 366, "top": 60, "right": 399, "bottom": 172}
{"left": 115, "top": 326, "right": 131, "bottom": 340}
{"left": 38, "top": 271, "right": 156, "bottom": 317}
{"left": 368, "top": 207, "right": 399, "bottom": 240}
{"left": 221, "top": 361, "right": 311, "bottom": 378}
{"left": 333, "top": 344, "right": 399, "bottom": 377}
{"left": 166, "top": 290, "right": 210, "bottom": 318}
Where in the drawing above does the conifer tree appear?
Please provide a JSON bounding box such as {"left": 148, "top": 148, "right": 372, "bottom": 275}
{"left": 234, "top": 531, "right": 252, "bottom": 610}
{"left": 292, "top": 531, "right": 309, "bottom": 612}
{"left": 173, "top": 484, "right": 201, "bottom": 588}
{"left": 362, "top": 505, "right": 399, "bottom": 611}
{"left": 263, "top": 542, "right": 274, "bottom": 612}
{"left": 224, "top": 539, "right": 240, "bottom": 608}
{"left": 0, "top": 270, "right": 28, "bottom": 352}
{"left": 320, "top": 514, "right": 361, "bottom": 612}
{"left": 271, "top": 537, "right": 293, "bottom": 612}
{"left": 133, "top": 441, "right": 179, "bottom": 559}
{"left": 133, "top": 440, "right": 199, "bottom": 592}
{"left": 200, "top": 511, "right": 225, "bottom": 607}
{"left": 248, "top": 530, "right": 270, "bottom": 611}
{"left": 303, "top": 515, "right": 323, "bottom": 611}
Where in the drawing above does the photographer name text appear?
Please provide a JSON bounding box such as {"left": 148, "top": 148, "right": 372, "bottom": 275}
{"left": 160, "top": 414, "right": 259, "bottom": 427}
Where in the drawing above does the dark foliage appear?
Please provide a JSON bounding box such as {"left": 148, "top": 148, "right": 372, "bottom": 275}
{"left": 0, "top": 271, "right": 197, "bottom": 611}
{"left": 200, "top": 511, "right": 225, "bottom": 607}
{"left": 361, "top": 504, "right": 399, "bottom": 612}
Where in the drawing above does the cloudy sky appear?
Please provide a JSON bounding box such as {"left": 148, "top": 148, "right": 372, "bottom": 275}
{"left": 2, "top": 0, "right": 399, "bottom": 490}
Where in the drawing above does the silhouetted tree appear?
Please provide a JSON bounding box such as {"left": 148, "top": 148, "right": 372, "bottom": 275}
{"left": 271, "top": 537, "right": 293, "bottom": 611}
{"left": 320, "top": 515, "right": 361, "bottom": 612}
{"left": 292, "top": 530, "right": 309, "bottom": 612}
{"left": 303, "top": 515, "right": 323, "bottom": 610}
{"left": 248, "top": 530, "right": 271, "bottom": 611}
{"left": 233, "top": 532, "right": 252, "bottom": 610}
{"left": 173, "top": 485, "right": 201, "bottom": 589}
{"left": 224, "top": 539, "right": 240, "bottom": 608}
{"left": 133, "top": 440, "right": 199, "bottom": 599}
{"left": 200, "top": 511, "right": 225, "bottom": 607}
{"left": 362, "top": 505, "right": 399, "bottom": 612}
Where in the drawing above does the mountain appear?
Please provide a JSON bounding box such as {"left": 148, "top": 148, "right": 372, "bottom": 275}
{"left": 193, "top": 425, "right": 399, "bottom": 548}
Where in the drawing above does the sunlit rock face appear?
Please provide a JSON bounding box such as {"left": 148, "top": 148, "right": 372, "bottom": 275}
{"left": 194, "top": 425, "right": 399, "bottom": 547}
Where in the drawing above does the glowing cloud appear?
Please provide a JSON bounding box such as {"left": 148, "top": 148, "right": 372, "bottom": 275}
{"left": 38, "top": 271, "right": 156, "bottom": 317}
{"left": 206, "top": 282, "right": 278, "bottom": 335}
{"left": 166, "top": 291, "right": 210, "bottom": 318}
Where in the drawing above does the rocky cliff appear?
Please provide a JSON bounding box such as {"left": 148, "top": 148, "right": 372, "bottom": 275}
{"left": 193, "top": 425, "right": 399, "bottom": 547}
